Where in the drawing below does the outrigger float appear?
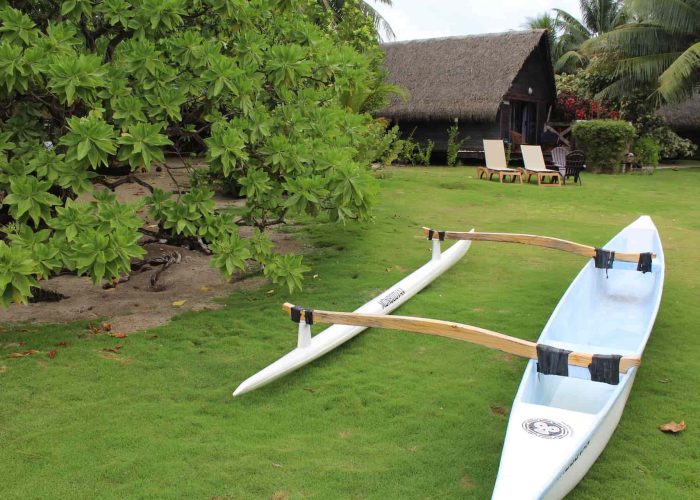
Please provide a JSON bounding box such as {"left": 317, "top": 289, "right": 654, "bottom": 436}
{"left": 234, "top": 216, "right": 664, "bottom": 499}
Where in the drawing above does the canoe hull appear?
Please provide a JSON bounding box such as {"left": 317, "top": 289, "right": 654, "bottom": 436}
{"left": 492, "top": 216, "right": 664, "bottom": 499}
{"left": 233, "top": 238, "right": 472, "bottom": 397}
{"left": 543, "top": 369, "right": 636, "bottom": 499}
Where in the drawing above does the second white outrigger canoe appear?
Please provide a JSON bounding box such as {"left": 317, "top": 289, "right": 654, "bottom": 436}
{"left": 233, "top": 233, "right": 473, "bottom": 397}
{"left": 492, "top": 215, "right": 664, "bottom": 499}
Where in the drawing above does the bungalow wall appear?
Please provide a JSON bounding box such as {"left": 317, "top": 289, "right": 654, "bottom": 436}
{"left": 395, "top": 119, "right": 501, "bottom": 155}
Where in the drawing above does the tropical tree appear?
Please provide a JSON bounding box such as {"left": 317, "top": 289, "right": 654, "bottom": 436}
{"left": 0, "top": 0, "right": 392, "bottom": 307}
{"left": 552, "top": 0, "right": 628, "bottom": 72}
{"left": 320, "top": 0, "right": 395, "bottom": 41}
{"left": 585, "top": 0, "right": 700, "bottom": 104}
{"left": 523, "top": 13, "right": 561, "bottom": 63}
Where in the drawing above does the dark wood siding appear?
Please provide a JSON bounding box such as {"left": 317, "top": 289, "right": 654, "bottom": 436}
{"left": 396, "top": 120, "right": 500, "bottom": 154}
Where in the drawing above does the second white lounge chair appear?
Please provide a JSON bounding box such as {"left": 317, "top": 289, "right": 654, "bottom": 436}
{"left": 520, "top": 145, "right": 563, "bottom": 186}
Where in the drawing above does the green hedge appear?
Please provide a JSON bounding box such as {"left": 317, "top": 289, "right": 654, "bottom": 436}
{"left": 572, "top": 120, "right": 635, "bottom": 173}
{"left": 634, "top": 137, "right": 660, "bottom": 170}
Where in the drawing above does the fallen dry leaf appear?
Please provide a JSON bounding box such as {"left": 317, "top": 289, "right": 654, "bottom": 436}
{"left": 102, "top": 345, "right": 124, "bottom": 354}
{"left": 659, "top": 420, "right": 686, "bottom": 433}
{"left": 385, "top": 267, "right": 392, "bottom": 272}
{"left": 461, "top": 474, "right": 476, "bottom": 489}
{"left": 198, "top": 286, "right": 211, "bottom": 292}
{"left": 7, "top": 349, "right": 39, "bottom": 358}
{"left": 396, "top": 265, "right": 406, "bottom": 273}
{"left": 172, "top": 300, "right": 187, "bottom": 307}
{"left": 109, "top": 332, "right": 128, "bottom": 339}
{"left": 88, "top": 322, "right": 112, "bottom": 334}
{"left": 490, "top": 405, "right": 508, "bottom": 416}
{"left": 47, "top": 350, "right": 58, "bottom": 359}
{"left": 266, "top": 289, "right": 275, "bottom": 295}
{"left": 56, "top": 341, "right": 68, "bottom": 347}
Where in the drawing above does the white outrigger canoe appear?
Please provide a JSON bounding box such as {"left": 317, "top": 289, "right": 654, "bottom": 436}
{"left": 233, "top": 232, "right": 473, "bottom": 397}
{"left": 235, "top": 216, "right": 663, "bottom": 499}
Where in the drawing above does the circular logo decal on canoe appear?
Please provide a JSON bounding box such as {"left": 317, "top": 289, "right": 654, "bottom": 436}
{"left": 522, "top": 418, "right": 572, "bottom": 439}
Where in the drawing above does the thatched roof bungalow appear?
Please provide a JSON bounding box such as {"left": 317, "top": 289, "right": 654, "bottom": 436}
{"left": 659, "top": 92, "right": 700, "bottom": 148}
{"left": 379, "top": 30, "right": 556, "bottom": 159}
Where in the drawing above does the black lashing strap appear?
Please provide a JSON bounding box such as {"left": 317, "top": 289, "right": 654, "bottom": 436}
{"left": 588, "top": 354, "right": 622, "bottom": 385}
{"left": 536, "top": 344, "right": 571, "bottom": 377}
{"left": 290, "top": 306, "right": 314, "bottom": 325}
{"left": 594, "top": 248, "right": 615, "bottom": 277}
{"left": 291, "top": 305, "right": 302, "bottom": 323}
{"left": 637, "top": 252, "right": 652, "bottom": 273}
{"left": 427, "top": 229, "right": 445, "bottom": 241}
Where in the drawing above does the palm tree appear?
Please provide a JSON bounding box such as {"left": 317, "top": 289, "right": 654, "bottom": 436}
{"left": 523, "top": 13, "right": 561, "bottom": 63}
{"left": 585, "top": 0, "right": 700, "bottom": 104}
{"left": 321, "top": 0, "right": 395, "bottom": 41}
{"left": 552, "top": 0, "right": 627, "bottom": 72}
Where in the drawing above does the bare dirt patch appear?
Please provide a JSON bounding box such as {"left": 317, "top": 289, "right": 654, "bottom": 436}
{"left": 3, "top": 235, "right": 300, "bottom": 333}
{"left": 2, "top": 159, "right": 304, "bottom": 333}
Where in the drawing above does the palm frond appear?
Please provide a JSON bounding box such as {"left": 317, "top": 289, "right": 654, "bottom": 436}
{"left": 627, "top": 0, "right": 700, "bottom": 35}
{"left": 554, "top": 8, "right": 592, "bottom": 42}
{"left": 595, "top": 76, "right": 647, "bottom": 99}
{"left": 358, "top": 2, "right": 395, "bottom": 41}
{"left": 614, "top": 52, "right": 683, "bottom": 83}
{"left": 523, "top": 13, "right": 559, "bottom": 59}
{"left": 585, "top": 24, "right": 692, "bottom": 57}
{"left": 580, "top": 0, "right": 626, "bottom": 34}
{"left": 658, "top": 41, "right": 700, "bottom": 103}
{"left": 555, "top": 50, "right": 587, "bottom": 73}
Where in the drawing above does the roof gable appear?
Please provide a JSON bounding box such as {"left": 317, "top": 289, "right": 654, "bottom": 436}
{"left": 379, "top": 30, "right": 553, "bottom": 122}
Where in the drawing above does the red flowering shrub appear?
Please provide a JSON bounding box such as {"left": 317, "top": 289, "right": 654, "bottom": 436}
{"left": 554, "top": 91, "right": 617, "bottom": 122}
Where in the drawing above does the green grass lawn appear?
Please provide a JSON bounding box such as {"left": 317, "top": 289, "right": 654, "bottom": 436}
{"left": 2, "top": 167, "right": 699, "bottom": 499}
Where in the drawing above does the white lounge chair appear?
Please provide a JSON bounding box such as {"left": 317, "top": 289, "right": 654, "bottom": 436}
{"left": 476, "top": 140, "right": 522, "bottom": 183}
{"left": 520, "top": 145, "right": 563, "bottom": 186}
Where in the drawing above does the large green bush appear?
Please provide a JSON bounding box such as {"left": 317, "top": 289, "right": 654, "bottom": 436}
{"left": 0, "top": 0, "right": 394, "bottom": 307}
{"left": 634, "top": 114, "right": 697, "bottom": 160}
{"left": 572, "top": 120, "right": 636, "bottom": 173}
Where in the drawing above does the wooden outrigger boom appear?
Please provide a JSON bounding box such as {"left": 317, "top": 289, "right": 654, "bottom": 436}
{"left": 421, "top": 227, "right": 656, "bottom": 264}
{"left": 282, "top": 303, "right": 641, "bottom": 374}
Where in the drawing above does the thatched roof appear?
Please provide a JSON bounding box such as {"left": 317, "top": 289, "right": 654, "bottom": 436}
{"left": 659, "top": 93, "right": 700, "bottom": 130}
{"left": 379, "top": 30, "right": 549, "bottom": 122}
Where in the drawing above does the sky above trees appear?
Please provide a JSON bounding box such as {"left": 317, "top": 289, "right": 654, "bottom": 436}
{"left": 373, "top": 0, "right": 582, "bottom": 41}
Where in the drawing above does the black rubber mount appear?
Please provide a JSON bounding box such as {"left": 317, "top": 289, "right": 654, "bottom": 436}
{"left": 588, "top": 354, "right": 622, "bottom": 385}
{"left": 536, "top": 344, "right": 572, "bottom": 377}
{"left": 637, "top": 252, "right": 652, "bottom": 273}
